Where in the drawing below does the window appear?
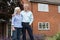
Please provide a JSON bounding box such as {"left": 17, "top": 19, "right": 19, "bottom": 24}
{"left": 28, "top": 0, "right": 30, "bottom": 1}
{"left": 38, "top": 22, "right": 50, "bottom": 30}
{"left": 58, "top": 6, "right": 60, "bottom": 13}
{"left": 38, "top": 3, "right": 49, "bottom": 12}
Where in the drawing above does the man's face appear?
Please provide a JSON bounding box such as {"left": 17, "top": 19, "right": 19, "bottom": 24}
{"left": 24, "top": 6, "right": 29, "bottom": 11}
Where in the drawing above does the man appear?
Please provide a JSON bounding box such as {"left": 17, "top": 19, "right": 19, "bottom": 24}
{"left": 20, "top": 4, "right": 34, "bottom": 40}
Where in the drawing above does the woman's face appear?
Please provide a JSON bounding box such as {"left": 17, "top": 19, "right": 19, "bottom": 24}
{"left": 16, "top": 9, "right": 20, "bottom": 14}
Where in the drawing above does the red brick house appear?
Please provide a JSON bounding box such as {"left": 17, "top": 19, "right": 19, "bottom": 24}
{"left": 22, "top": 0, "right": 60, "bottom": 36}
{"left": 0, "top": 0, "right": 60, "bottom": 39}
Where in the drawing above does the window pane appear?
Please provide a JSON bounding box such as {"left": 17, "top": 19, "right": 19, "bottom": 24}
{"left": 38, "top": 3, "right": 49, "bottom": 12}
{"left": 46, "top": 23, "right": 48, "bottom": 28}
{"left": 43, "top": 23, "right": 45, "bottom": 29}
{"left": 39, "top": 23, "right": 42, "bottom": 28}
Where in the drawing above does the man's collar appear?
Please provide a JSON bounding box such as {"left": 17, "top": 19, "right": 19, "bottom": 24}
{"left": 24, "top": 10, "right": 29, "bottom": 12}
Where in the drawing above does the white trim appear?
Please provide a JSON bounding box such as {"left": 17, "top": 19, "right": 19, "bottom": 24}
{"left": 10, "top": 21, "right": 12, "bottom": 36}
{"left": 6, "top": 24, "right": 8, "bottom": 37}
{"left": 58, "top": 6, "right": 60, "bottom": 13}
{"left": 28, "top": 0, "right": 30, "bottom": 1}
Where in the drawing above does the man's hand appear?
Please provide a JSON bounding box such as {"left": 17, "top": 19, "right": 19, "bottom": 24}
{"left": 29, "top": 24, "right": 31, "bottom": 26}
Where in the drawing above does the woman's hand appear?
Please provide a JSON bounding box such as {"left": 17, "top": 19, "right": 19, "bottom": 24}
{"left": 12, "top": 14, "right": 15, "bottom": 17}
{"left": 11, "top": 26, "right": 15, "bottom": 31}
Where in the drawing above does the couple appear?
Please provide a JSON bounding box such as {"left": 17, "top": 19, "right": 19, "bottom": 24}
{"left": 11, "top": 4, "right": 34, "bottom": 40}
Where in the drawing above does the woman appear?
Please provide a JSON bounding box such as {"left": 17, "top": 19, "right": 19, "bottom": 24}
{"left": 11, "top": 7, "right": 22, "bottom": 40}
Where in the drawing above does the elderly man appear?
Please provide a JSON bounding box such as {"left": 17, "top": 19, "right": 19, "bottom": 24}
{"left": 20, "top": 4, "right": 34, "bottom": 40}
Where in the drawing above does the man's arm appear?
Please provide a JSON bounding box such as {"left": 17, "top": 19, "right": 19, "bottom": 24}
{"left": 29, "top": 12, "right": 34, "bottom": 25}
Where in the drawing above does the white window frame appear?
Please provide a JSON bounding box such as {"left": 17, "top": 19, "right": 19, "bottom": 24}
{"left": 28, "top": 0, "right": 30, "bottom": 1}
{"left": 58, "top": 6, "right": 60, "bottom": 13}
{"left": 38, "top": 3, "right": 49, "bottom": 12}
{"left": 38, "top": 22, "right": 50, "bottom": 30}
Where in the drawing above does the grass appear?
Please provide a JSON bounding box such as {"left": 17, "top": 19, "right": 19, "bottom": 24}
{"left": 46, "top": 32, "right": 60, "bottom": 40}
{"left": 46, "top": 36, "right": 56, "bottom": 40}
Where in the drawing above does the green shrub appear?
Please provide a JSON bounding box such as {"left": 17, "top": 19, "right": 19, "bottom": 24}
{"left": 56, "top": 33, "right": 60, "bottom": 40}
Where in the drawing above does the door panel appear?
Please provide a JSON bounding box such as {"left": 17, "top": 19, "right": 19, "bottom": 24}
{"left": 0, "top": 24, "right": 2, "bottom": 37}
{"left": 0, "top": 22, "right": 6, "bottom": 39}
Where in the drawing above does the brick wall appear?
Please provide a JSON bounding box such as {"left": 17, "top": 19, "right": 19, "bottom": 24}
{"left": 32, "top": 3, "right": 60, "bottom": 36}
{"left": 22, "top": 0, "right": 60, "bottom": 36}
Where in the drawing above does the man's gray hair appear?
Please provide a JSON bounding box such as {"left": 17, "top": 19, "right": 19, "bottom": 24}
{"left": 23, "top": 4, "right": 29, "bottom": 7}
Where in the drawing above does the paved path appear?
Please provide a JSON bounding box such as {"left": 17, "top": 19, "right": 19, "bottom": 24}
{"left": 0, "top": 35, "right": 46, "bottom": 40}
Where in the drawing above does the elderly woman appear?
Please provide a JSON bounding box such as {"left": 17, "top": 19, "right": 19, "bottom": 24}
{"left": 11, "top": 7, "right": 22, "bottom": 40}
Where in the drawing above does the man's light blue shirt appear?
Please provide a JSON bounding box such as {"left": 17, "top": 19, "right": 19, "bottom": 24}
{"left": 11, "top": 14, "right": 22, "bottom": 28}
{"left": 20, "top": 10, "right": 34, "bottom": 25}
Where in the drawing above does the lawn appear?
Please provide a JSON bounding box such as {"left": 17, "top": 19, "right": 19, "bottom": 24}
{"left": 46, "top": 32, "right": 60, "bottom": 40}
{"left": 47, "top": 37, "right": 56, "bottom": 40}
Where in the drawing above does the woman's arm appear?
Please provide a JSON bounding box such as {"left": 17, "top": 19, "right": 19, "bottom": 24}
{"left": 11, "top": 16, "right": 15, "bottom": 31}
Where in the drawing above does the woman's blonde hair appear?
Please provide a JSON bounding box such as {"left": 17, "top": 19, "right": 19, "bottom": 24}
{"left": 14, "top": 7, "right": 20, "bottom": 14}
